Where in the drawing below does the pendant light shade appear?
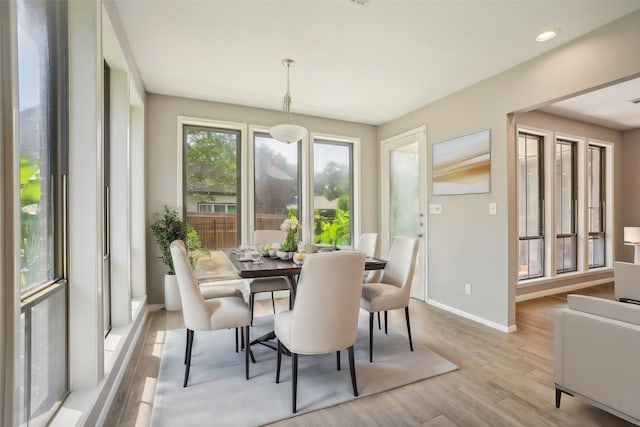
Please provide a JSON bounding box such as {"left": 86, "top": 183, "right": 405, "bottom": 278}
{"left": 269, "top": 59, "right": 307, "bottom": 143}
{"left": 269, "top": 123, "right": 308, "bottom": 144}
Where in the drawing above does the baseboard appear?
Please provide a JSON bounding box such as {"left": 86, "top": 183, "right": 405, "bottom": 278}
{"left": 427, "top": 299, "right": 517, "bottom": 333}
{"left": 147, "top": 303, "right": 165, "bottom": 312}
{"left": 515, "top": 278, "right": 612, "bottom": 302}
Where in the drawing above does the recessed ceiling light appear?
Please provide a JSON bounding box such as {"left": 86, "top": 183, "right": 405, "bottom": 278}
{"left": 536, "top": 29, "right": 560, "bottom": 42}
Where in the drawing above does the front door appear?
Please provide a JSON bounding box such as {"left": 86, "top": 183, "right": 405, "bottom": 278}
{"left": 381, "top": 126, "right": 427, "bottom": 300}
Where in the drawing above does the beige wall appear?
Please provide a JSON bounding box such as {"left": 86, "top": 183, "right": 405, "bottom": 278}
{"left": 622, "top": 127, "right": 640, "bottom": 262}
{"left": 377, "top": 11, "right": 640, "bottom": 329}
{"left": 514, "top": 110, "right": 622, "bottom": 297}
{"left": 145, "top": 94, "right": 378, "bottom": 304}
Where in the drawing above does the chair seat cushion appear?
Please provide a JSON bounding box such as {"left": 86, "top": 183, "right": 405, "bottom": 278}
{"left": 361, "top": 282, "right": 405, "bottom": 312}
{"left": 200, "top": 285, "right": 243, "bottom": 300}
{"left": 248, "top": 277, "right": 289, "bottom": 294}
{"left": 205, "top": 297, "right": 251, "bottom": 330}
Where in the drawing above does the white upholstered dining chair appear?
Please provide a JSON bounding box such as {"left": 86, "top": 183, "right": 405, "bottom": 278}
{"left": 172, "top": 240, "right": 245, "bottom": 357}
{"left": 247, "top": 229, "right": 291, "bottom": 324}
{"left": 360, "top": 236, "right": 419, "bottom": 362}
{"left": 170, "top": 240, "right": 252, "bottom": 386}
{"left": 274, "top": 251, "right": 365, "bottom": 413}
{"left": 357, "top": 232, "right": 381, "bottom": 283}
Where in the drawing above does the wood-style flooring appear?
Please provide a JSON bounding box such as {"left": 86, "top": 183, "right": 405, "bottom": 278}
{"left": 103, "top": 284, "right": 634, "bottom": 426}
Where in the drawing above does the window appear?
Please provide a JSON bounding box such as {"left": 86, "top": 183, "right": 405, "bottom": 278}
{"left": 184, "top": 125, "right": 241, "bottom": 252}
{"left": 517, "top": 132, "right": 544, "bottom": 280}
{"left": 555, "top": 139, "right": 577, "bottom": 273}
{"left": 17, "top": 0, "right": 69, "bottom": 425}
{"left": 312, "top": 139, "right": 353, "bottom": 246}
{"left": 253, "top": 132, "right": 300, "bottom": 230}
{"left": 588, "top": 145, "right": 606, "bottom": 268}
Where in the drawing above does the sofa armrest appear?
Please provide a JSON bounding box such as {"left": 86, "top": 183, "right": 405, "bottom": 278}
{"left": 567, "top": 294, "right": 640, "bottom": 326}
{"left": 554, "top": 305, "right": 640, "bottom": 421}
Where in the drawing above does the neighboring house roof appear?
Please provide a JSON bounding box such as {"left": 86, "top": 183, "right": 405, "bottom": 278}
{"left": 265, "top": 163, "right": 293, "bottom": 181}
{"left": 313, "top": 195, "right": 338, "bottom": 210}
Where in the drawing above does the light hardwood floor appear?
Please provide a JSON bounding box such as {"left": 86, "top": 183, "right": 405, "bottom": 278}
{"left": 104, "top": 284, "right": 634, "bottom": 427}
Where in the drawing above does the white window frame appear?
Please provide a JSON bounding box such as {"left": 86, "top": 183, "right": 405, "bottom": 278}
{"left": 177, "top": 116, "right": 248, "bottom": 244}
{"left": 309, "top": 132, "right": 361, "bottom": 248}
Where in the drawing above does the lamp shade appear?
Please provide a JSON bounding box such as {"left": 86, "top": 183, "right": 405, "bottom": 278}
{"left": 269, "top": 123, "right": 307, "bottom": 144}
{"left": 624, "top": 227, "right": 640, "bottom": 244}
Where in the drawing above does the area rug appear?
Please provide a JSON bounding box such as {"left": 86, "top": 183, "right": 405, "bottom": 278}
{"left": 151, "top": 312, "right": 458, "bottom": 427}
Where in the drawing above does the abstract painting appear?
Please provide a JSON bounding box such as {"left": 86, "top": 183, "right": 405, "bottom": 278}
{"left": 432, "top": 129, "right": 490, "bottom": 195}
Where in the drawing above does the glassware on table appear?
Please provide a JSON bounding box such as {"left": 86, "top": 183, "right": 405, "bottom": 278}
{"left": 249, "top": 250, "right": 262, "bottom": 264}
{"left": 251, "top": 243, "right": 265, "bottom": 264}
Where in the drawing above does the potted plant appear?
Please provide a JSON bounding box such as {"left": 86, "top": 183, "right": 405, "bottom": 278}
{"left": 150, "top": 206, "right": 202, "bottom": 310}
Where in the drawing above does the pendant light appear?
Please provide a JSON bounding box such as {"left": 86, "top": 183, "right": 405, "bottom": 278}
{"left": 269, "top": 59, "right": 307, "bottom": 144}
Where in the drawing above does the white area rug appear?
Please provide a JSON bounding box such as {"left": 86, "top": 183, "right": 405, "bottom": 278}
{"left": 151, "top": 313, "right": 458, "bottom": 427}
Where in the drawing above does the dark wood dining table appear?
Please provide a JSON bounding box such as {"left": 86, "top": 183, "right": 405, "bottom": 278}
{"left": 223, "top": 248, "right": 387, "bottom": 351}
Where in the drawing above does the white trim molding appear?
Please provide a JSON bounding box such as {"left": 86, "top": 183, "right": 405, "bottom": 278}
{"left": 427, "top": 299, "right": 518, "bottom": 333}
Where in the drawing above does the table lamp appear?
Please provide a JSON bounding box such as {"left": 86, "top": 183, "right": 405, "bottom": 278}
{"left": 623, "top": 226, "right": 640, "bottom": 264}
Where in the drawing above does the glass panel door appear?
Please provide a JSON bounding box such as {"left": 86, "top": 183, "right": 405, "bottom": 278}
{"left": 381, "top": 128, "right": 426, "bottom": 300}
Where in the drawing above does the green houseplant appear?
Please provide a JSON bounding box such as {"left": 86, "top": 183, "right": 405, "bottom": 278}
{"left": 150, "top": 206, "right": 202, "bottom": 310}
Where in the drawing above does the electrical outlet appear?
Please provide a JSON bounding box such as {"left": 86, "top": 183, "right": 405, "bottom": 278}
{"left": 465, "top": 283, "right": 472, "bottom": 295}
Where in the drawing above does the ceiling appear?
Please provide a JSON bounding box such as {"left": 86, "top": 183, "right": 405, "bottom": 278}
{"left": 540, "top": 77, "right": 640, "bottom": 131}
{"left": 112, "top": 0, "right": 640, "bottom": 126}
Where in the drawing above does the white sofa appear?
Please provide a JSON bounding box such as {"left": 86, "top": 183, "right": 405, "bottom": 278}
{"left": 554, "top": 294, "right": 640, "bottom": 424}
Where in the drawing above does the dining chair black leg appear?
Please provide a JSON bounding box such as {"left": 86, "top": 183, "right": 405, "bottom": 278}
{"left": 184, "top": 328, "right": 194, "bottom": 365}
{"left": 369, "top": 312, "right": 374, "bottom": 363}
{"left": 336, "top": 351, "right": 341, "bottom": 371}
{"left": 377, "top": 311, "right": 381, "bottom": 330}
{"left": 240, "top": 326, "right": 245, "bottom": 351}
{"left": 405, "top": 306, "right": 413, "bottom": 351}
{"left": 244, "top": 325, "right": 250, "bottom": 380}
{"left": 184, "top": 329, "right": 194, "bottom": 387}
{"left": 276, "top": 340, "right": 282, "bottom": 383}
{"left": 292, "top": 352, "right": 298, "bottom": 413}
{"left": 184, "top": 329, "right": 189, "bottom": 364}
{"left": 235, "top": 328, "right": 239, "bottom": 353}
{"left": 271, "top": 291, "right": 276, "bottom": 314}
{"left": 384, "top": 310, "right": 388, "bottom": 334}
{"left": 348, "top": 345, "right": 358, "bottom": 396}
{"left": 249, "top": 293, "right": 255, "bottom": 326}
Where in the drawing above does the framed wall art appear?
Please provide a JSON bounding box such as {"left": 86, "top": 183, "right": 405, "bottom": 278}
{"left": 432, "top": 129, "right": 490, "bottom": 195}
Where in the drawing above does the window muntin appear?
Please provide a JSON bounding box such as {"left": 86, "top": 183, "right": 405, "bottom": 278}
{"left": 253, "top": 132, "right": 300, "bottom": 230}
{"left": 312, "top": 139, "right": 353, "bottom": 246}
{"left": 184, "top": 125, "right": 241, "bottom": 250}
{"left": 555, "top": 139, "right": 577, "bottom": 273}
{"left": 588, "top": 145, "right": 606, "bottom": 268}
{"left": 517, "top": 132, "right": 544, "bottom": 280}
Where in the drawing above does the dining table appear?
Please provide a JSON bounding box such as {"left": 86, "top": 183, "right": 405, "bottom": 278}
{"left": 223, "top": 248, "right": 387, "bottom": 351}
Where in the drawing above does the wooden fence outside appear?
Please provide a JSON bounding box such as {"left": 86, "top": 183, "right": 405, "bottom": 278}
{"left": 187, "top": 212, "right": 286, "bottom": 249}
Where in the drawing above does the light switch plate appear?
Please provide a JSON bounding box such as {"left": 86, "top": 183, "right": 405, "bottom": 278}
{"left": 489, "top": 202, "right": 497, "bottom": 215}
{"left": 429, "top": 204, "right": 442, "bottom": 215}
